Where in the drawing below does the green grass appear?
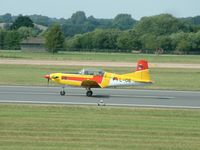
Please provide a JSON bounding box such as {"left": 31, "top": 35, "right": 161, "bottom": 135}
{"left": 0, "top": 64, "right": 200, "bottom": 91}
{"left": 0, "top": 104, "right": 200, "bottom": 150}
{"left": 1, "top": 50, "right": 200, "bottom": 63}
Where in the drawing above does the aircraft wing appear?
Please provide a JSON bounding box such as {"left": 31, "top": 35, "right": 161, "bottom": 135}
{"left": 81, "top": 80, "right": 101, "bottom": 88}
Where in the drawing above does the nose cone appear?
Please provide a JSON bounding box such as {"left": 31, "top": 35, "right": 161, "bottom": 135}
{"left": 44, "top": 74, "right": 50, "bottom": 79}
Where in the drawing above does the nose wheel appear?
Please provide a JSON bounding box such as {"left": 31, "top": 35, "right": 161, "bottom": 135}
{"left": 60, "top": 90, "right": 65, "bottom": 96}
{"left": 60, "top": 86, "right": 66, "bottom": 96}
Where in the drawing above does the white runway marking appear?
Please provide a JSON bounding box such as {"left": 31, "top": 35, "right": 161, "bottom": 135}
{"left": 1, "top": 100, "right": 200, "bottom": 109}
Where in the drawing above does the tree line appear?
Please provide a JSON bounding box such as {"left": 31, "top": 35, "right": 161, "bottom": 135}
{"left": 0, "top": 12, "right": 137, "bottom": 37}
{"left": 1, "top": 12, "right": 200, "bottom": 54}
{"left": 44, "top": 13, "right": 200, "bottom": 54}
{"left": 64, "top": 14, "right": 200, "bottom": 54}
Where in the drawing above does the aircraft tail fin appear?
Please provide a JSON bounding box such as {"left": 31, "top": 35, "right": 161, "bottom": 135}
{"left": 134, "top": 60, "right": 151, "bottom": 82}
{"left": 136, "top": 60, "right": 149, "bottom": 71}
{"left": 123, "top": 60, "right": 152, "bottom": 83}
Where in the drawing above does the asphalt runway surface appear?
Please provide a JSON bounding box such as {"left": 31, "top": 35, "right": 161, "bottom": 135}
{"left": 0, "top": 85, "right": 200, "bottom": 109}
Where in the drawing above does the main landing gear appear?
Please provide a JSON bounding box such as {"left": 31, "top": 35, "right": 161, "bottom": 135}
{"left": 59, "top": 87, "right": 93, "bottom": 97}
{"left": 86, "top": 90, "right": 93, "bottom": 97}
{"left": 86, "top": 88, "right": 93, "bottom": 97}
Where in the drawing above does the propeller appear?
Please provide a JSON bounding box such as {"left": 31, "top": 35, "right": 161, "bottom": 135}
{"left": 44, "top": 74, "right": 50, "bottom": 86}
{"left": 44, "top": 74, "right": 59, "bottom": 86}
{"left": 47, "top": 78, "right": 50, "bottom": 85}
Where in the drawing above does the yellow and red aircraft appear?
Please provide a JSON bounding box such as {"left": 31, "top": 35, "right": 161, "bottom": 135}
{"left": 44, "top": 60, "right": 152, "bottom": 97}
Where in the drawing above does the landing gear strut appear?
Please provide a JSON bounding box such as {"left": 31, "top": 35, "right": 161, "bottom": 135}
{"left": 60, "top": 86, "right": 66, "bottom": 96}
{"left": 86, "top": 88, "right": 93, "bottom": 97}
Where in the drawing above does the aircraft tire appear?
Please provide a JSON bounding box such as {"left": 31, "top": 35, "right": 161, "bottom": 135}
{"left": 86, "top": 91, "right": 93, "bottom": 97}
{"left": 60, "top": 91, "right": 66, "bottom": 96}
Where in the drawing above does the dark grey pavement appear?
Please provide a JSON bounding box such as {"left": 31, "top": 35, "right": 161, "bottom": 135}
{"left": 0, "top": 85, "right": 200, "bottom": 108}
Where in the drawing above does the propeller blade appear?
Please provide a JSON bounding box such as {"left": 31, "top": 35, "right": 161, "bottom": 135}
{"left": 44, "top": 74, "right": 50, "bottom": 86}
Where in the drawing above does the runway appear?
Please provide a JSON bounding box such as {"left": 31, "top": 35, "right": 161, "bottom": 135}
{"left": 0, "top": 85, "right": 200, "bottom": 109}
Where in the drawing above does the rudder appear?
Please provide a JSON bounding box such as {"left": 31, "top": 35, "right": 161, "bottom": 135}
{"left": 136, "top": 60, "right": 149, "bottom": 71}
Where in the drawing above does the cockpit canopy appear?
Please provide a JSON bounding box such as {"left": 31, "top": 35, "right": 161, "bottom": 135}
{"left": 78, "top": 68, "right": 105, "bottom": 76}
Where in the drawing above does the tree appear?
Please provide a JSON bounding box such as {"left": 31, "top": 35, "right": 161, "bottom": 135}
{"left": 140, "top": 34, "right": 158, "bottom": 53}
{"left": 62, "top": 12, "right": 97, "bottom": 37}
{"left": 113, "top": 14, "right": 136, "bottom": 30}
{"left": 134, "top": 14, "right": 189, "bottom": 36}
{"left": 117, "top": 30, "right": 141, "bottom": 50}
{"left": 185, "top": 16, "right": 200, "bottom": 25}
{"left": 61, "top": 11, "right": 135, "bottom": 37}
{"left": 91, "top": 29, "right": 120, "bottom": 50}
{"left": 29, "top": 14, "right": 52, "bottom": 26}
{"left": 170, "top": 32, "right": 192, "bottom": 54}
{"left": 71, "top": 11, "right": 86, "bottom": 25}
{"left": 192, "top": 31, "right": 200, "bottom": 53}
{"left": 0, "top": 29, "right": 6, "bottom": 49}
{"left": 11, "top": 16, "right": 34, "bottom": 30}
{"left": 4, "top": 31, "right": 20, "bottom": 50}
{"left": 17, "top": 27, "right": 32, "bottom": 39}
{"left": 64, "top": 29, "right": 121, "bottom": 51}
{"left": 65, "top": 35, "right": 82, "bottom": 50}
{"left": 1, "top": 13, "right": 12, "bottom": 23}
{"left": 157, "top": 36, "right": 172, "bottom": 53}
{"left": 45, "top": 24, "right": 65, "bottom": 53}
{"left": 0, "top": 29, "right": 20, "bottom": 50}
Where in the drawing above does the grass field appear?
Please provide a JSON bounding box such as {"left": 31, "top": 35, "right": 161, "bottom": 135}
{"left": 1, "top": 50, "right": 200, "bottom": 63}
{"left": 0, "top": 64, "right": 200, "bottom": 91}
{"left": 1, "top": 51, "right": 200, "bottom": 150}
{"left": 0, "top": 104, "right": 200, "bottom": 150}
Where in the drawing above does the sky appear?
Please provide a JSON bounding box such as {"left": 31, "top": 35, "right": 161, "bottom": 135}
{"left": 1, "top": 0, "right": 200, "bottom": 20}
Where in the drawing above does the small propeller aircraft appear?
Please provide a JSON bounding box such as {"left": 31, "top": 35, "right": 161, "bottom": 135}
{"left": 44, "top": 60, "right": 152, "bottom": 97}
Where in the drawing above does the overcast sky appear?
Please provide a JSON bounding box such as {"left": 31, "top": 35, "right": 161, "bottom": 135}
{"left": 1, "top": 0, "right": 200, "bottom": 19}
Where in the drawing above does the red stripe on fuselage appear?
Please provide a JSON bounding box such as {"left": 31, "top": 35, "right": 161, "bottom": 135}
{"left": 92, "top": 76, "right": 103, "bottom": 83}
{"left": 61, "top": 75, "right": 103, "bottom": 84}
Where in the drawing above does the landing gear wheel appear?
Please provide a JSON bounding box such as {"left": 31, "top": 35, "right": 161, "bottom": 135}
{"left": 60, "top": 90, "right": 66, "bottom": 96}
{"left": 86, "top": 90, "right": 93, "bottom": 97}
